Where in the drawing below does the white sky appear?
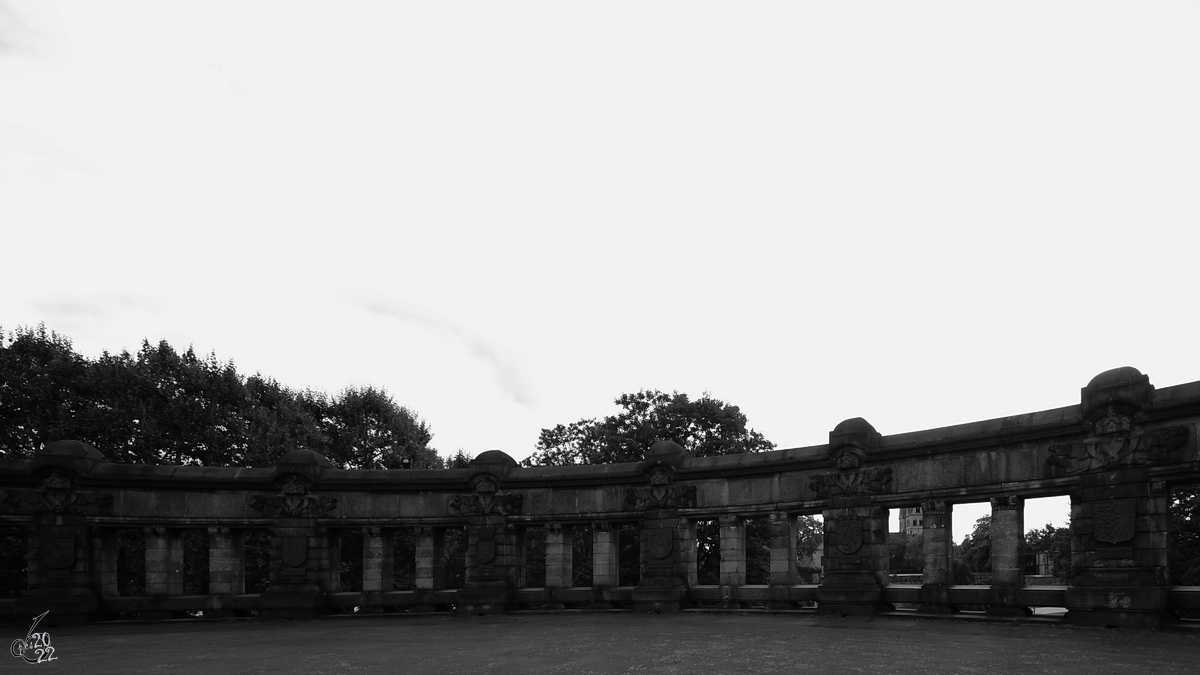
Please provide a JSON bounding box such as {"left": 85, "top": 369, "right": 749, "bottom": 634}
{"left": 3, "top": 2, "right": 1199, "bottom": 540}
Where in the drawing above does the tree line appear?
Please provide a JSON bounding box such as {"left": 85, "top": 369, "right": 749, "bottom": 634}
{"left": 0, "top": 324, "right": 440, "bottom": 469}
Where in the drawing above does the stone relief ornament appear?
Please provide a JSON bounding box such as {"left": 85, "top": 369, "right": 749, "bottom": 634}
{"left": 808, "top": 467, "right": 893, "bottom": 499}
{"left": 40, "top": 536, "right": 75, "bottom": 570}
{"left": 250, "top": 476, "right": 337, "bottom": 517}
{"left": 1093, "top": 499, "right": 1136, "bottom": 545}
{"left": 0, "top": 473, "right": 113, "bottom": 515}
{"left": 624, "top": 466, "right": 697, "bottom": 510}
{"left": 448, "top": 475, "right": 523, "bottom": 516}
{"left": 1047, "top": 424, "right": 1188, "bottom": 475}
{"left": 834, "top": 518, "right": 863, "bottom": 555}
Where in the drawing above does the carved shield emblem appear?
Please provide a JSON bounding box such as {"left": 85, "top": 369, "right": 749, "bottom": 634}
{"left": 836, "top": 519, "right": 863, "bottom": 555}
{"left": 648, "top": 528, "right": 673, "bottom": 560}
{"left": 1094, "top": 499, "right": 1136, "bottom": 544}
{"left": 41, "top": 536, "right": 74, "bottom": 570}
{"left": 476, "top": 527, "right": 496, "bottom": 564}
{"left": 282, "top": 535, "right": 308, "bottom": 568}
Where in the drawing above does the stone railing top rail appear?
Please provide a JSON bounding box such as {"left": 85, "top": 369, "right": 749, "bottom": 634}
{"left": 1, "top": 367, "right": 1198, "bottom": 494}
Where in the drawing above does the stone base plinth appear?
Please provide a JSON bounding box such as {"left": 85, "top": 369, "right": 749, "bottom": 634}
{"left": 984, "top": 584, "right": 1030, "bottom": 618}
{"left": 632, "top": 585, "right": 686, "bottom": 614}
{"left": 817, "top": 571, "right": 885, "bottom": 617}
{"left": 1066, "top": 582, "right": 1166, "bottom": 629}
{"left": 258, "top": 587, "right": 327, "bottom": 620}
{"left": 456, "top": 578, "right": 512, "bottom": 616}
{"left": 766, "top": 585, "right": 797, "bottom": 610}
{"left": 916, "top": 584, "right": 958, "bottom": 614}
{"left": 14, "top": 593, "right": 99, "bottom": 627}
{"left": 1066, "top": 566, "right": 1167, "bottom": 629}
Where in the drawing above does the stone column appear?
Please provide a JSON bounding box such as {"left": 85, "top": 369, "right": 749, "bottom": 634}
{"left": 918, "top": 500, "right": 955, "bottom": 613}
{"left": 91, "top": 527, "right": 118, "bottom": 599}
{"left": 767, "top": 512, "right": 797, "bottom": 609}
{"left": 717, "top": 515, "right": 745, "bottom": 608}
{"left": 143, "top": 527, "right": 184, "bottom": 596}
{"left": 18, "top": 514, "right": 99, "bottom": 627}
{"left": 207, "top": 527, "right": 243, "bottom": 596}
{"left": 1065, "top": 468, "right": 1170, "bottom": 629}
{"left": 592, "top": 522, "right": 619, "bottom": 588}
{"left": 544, "top": 524, "right": 574, "bottom": 588}
{"left": 361, "top": 527, "right": 394, "bottom": 612}
{"left": 816, "top": 501, "right": 890, "bottom": 617}
{"left": 260, "top": 518, "right": 328, "bottom": 620}
{"left": 414, "top": 527, "right": 445, "bottom": 591}
{"left": 140, "top": 527, "right": 183, "bottom": 620}
{"left": 677, "top": 519, "right": 698, "bottom": 587}
{"left": 206, "top": 527, "right": 242, "bottom": 618}
{"left": 317, "top": 528, "right": 341, "bottom": 593}
{"left": 514, "top": 527, "right": 527, "bottom": 589}
{"left": 987, "top": 496, "right": 1031, "bottom": 617}
{"left": 543, "top": 523, "right": 573, "bottom": 608}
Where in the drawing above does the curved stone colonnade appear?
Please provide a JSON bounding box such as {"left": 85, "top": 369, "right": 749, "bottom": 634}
{"left": 2, "top": 367, "right": 1200, "bottom": 629}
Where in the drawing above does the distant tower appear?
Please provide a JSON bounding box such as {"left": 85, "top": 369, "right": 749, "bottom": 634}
{"left": 899, "top": 506, "right": 923, "bottom": 538}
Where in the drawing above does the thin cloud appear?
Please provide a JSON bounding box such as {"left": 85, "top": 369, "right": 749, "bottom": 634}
{"left": 361, "top": 299, "right": 535, "bottom": 407}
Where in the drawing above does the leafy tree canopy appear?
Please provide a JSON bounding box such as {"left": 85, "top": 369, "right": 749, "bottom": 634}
{"left": 1170, "top": 487, "right": 1200, "bottom": 586}
{"left": 0, "top": 324, "right": 440, "bottom": 469}
{"left": 523, "top": 390, "right": 775, "bottom": 467}
{"left": 1025, "top": 522, "right": 1071, "bottom": 581}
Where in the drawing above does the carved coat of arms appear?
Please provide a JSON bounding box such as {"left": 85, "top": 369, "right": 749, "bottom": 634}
{"left": 1093, "top": 500, "right": 1136, "bottom": 545}
{"left": 476, "top": 527, "right": 497, "bottom": 564}
{"left": 647, "top": 528, "right": 674, "bottom": 560}
{"left": 282, "top": 536, "right": 308, "bottom": 568}
{"left": 835, "top": 519, "right": 863, "bottom": 555}
{"left": 40, "top": 537, "right": 75, "bottom": 570}
{"left": 250, "top": 477, "right": 337, "bottom": 517}
{"left": 624, "top": 467, "right": 697, "bottom": 511}
{"left": 449, "top": 476, "right": 523, "bottom": 516}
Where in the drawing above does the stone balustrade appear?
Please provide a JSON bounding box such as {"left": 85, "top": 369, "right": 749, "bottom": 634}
{"left": 3, "top": 367, "right": 1200, "bottom": 629}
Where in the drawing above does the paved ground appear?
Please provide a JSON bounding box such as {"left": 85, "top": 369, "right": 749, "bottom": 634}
{"left": 8, "top": 612, "right": 1200, "bottom": 674}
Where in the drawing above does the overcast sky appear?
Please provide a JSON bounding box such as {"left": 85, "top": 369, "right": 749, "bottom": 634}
{"left": 3, "top": 2, "right": 1199, "bottom": 539}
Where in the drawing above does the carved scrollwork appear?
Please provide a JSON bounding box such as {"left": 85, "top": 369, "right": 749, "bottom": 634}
{"left": 1047, "top": 425, "right": 1188, "bottom": 475}
{"left": 250, "top": 476, "right": 337, "bottom": 517}
{"left": 448, "top": 476, "right": 523, "bottom": 516}
{"left": 0, "top": 473, "right": 113, "bottom": 515}
{"left": 624, "top": 466, "right": 696, "bottom": 510}
{"left": 809, "top": 466, "right": 892, "bottom": 499}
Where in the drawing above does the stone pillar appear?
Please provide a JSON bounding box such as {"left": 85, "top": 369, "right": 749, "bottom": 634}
{"left": 1065, "top": 468, "right": 1169, "bottom": 629}
{"left": 143, "top": 527, "right": 184, "bottom": 596}
{"left": 360, "top": 527, "right": 393, "bottom": 612}
{"left": 767, "top": 512, "right": 797, "bottom": 609}
{"left": 987, "top": 496, "right": 1031, "bottom": 617}
{"left": 544, "top": 524, "right": 574, "bottom": 588}
{"left": 543, "top": 523, "right": 573, "bottom": 608}
{"left": 141, "top": 527, "right": 184, "bottom": 620}
{"left": 206, "top": 527, "right": 242, "bottom": 618}
{"left": 415, "top": 527, "right": 445, "bottom": 591}
{"left": 362, "top": 527, "right": 394, "bottom": 593}
{"left": 717, "top": 515, "right": 745, "bottom": 608}
{"left": 817, "top": 501, "right": 890, "bottom": 617}
{"left": 514, "top": 527, "right": 527, "bottom": 589}
{"left": 92, "top": 527, "right": 118, "bottom": 599}
{"left": 593, "top": 522, "right": 619, "bottom": 588}
{"left": 458, "top": 517, "right": 519, "bottom": 615}
{"left": 677, "top": 519, "right": 698, "bottom": 587}
{"left": 18, "top": 514, "right": 99, "bottom": 627}
{"left": 260, "top": 518, "right": 328, "bottom": 620}
{"left": 633, "top": 508, "right": 688, "bottom": 613}
{"left": 207, "top": 527, "right": 243, "bottom": 596}
{"left": 918, "top": 500, "right": 955, "bottom": 613}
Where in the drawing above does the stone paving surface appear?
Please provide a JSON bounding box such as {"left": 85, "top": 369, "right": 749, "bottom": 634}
{"left": 9, "top": 612, "right": 1200, "bottom": 674}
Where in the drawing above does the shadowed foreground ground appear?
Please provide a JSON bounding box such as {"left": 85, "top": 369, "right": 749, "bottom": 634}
{"left": 10, "top": 612, "right": 1200, "bottom": 674}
